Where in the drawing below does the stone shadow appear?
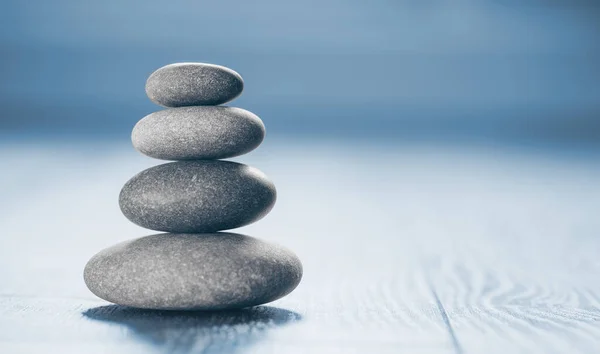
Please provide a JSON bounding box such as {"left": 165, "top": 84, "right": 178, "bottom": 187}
{"left": 83, "top": 305, "right": 302, "bottom": 353}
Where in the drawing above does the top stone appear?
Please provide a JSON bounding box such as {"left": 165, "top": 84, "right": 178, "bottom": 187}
{"left": 146, "top": 63, "right": 244, "bottom": 107}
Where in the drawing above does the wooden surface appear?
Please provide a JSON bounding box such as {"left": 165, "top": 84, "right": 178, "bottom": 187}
{"left": 1, "top": 139, "right": 599, "bottom": 353}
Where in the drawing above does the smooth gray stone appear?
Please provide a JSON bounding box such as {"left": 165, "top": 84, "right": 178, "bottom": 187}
{"left": 132, "top": 106, "right": 265, "bottom": 161}
{"left": 84, "top": 233, "right": 303, "bottom": 310}
{"left": 146, "top": 63, "right": 244, "bottom": 107}
{"left": 119, "top": 160, "right": 276, "bottom": 233}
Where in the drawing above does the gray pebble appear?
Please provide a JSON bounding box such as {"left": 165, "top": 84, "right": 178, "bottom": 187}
{"left": 84, "top": 233, "right": 303, "bottom": 310}
{"left": 119, "top": 161, "right": 276, "bottom": 233}
{"left": 146, "top": 63, "right": 243, "bottom": 107}
{"left": 132, "top": 106, "right": 265, "bottom": 160}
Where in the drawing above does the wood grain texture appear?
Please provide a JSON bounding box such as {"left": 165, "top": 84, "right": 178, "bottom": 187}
{"left": 1, "top": 140, "right": 599, "bottom": 353}
{"left": 417, "top": 147, "right": 600, "bottom": 354}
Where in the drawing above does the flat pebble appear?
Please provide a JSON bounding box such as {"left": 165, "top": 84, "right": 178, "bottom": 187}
{"left": 84, "top": 233, "right": 302, "bottom": 310}
{"left": 119, "top": 161, "right": 276, "bottom": 233}
{"left": 132, "top": 106, "right": 265, "bottom": 160}
{"left": 146, "top": 63, "right": 243, "bottom": 107}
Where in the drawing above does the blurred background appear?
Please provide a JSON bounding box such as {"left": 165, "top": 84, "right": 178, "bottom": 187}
{"left": 1, "top": 0, "right": 599, "bottom": 145}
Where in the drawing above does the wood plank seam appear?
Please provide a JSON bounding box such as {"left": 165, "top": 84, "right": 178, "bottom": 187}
{"left": 430, "top": 285, "right": 464, "bottom": 354}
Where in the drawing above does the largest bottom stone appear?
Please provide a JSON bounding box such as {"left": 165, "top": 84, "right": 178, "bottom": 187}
{"left": 84, "top": 233, "right": 302, "bottom": 310}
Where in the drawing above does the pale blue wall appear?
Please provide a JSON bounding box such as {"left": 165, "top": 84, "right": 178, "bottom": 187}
{"left": 1, "top": 1, "right": 599, "bottom": 143}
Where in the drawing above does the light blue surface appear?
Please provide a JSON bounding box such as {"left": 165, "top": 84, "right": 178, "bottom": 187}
{"left": 1, "top": 140, "right": 600, "bottom": 353}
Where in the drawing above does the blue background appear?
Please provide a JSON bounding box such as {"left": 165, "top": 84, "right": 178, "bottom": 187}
{"left": 1, "top": 0, "right": 599, "bottom": 146}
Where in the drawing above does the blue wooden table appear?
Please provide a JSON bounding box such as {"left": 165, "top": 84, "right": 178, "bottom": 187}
{"left": 1, "top": 139, "right": 599, "bottom": 353}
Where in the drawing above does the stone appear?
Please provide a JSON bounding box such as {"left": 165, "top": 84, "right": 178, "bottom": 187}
{"left": 146, "top": 63, "right": 243, "bottom": 107}
{"left": 132, "top": 106, "right": 265, "bottom": 161}
{"left": 84, "top": 233, "right": 303, "bottom": 310}
{"left": 119, "top": 160, "right": 276, "bottom": 233}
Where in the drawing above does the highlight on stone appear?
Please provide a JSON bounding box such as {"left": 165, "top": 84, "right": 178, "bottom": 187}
{"left": 84, "top": 62, "right": 302, "bottom": 310}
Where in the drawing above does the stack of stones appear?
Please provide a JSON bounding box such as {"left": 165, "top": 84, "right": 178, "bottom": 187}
{"left": 84, "top": 63, "right": 302, "bottom": 310}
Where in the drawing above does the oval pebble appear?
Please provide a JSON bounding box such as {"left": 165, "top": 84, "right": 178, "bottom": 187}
{"left": 132, "top": 106, "right": 265, "bottom": 160}
{"left": 84, "top": 233, "right": 303, "bottom": 310}
{"left": 146, "top": 63, "right": 243, "bottom": 107}
{"left": 119, "top": 161, "right": 276, "bottom": 233}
